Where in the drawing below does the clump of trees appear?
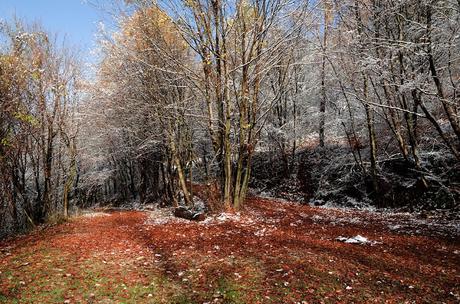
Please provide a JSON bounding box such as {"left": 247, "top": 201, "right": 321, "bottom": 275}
{"left": 84, "top": 0, "right": 458, "bottom": 210}
{"left": 0, "top": 20, "right": 81, "bottom": 237}
{"left": 81, "top": 0, "right": 459, "bottom": 210}
{"left": 80, "top": 0, "right": 309, "bottom": 210}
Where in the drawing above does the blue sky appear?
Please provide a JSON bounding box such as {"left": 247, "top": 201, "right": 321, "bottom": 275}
{"left": 0, "top": 0, "right": 102, "bottom": 63}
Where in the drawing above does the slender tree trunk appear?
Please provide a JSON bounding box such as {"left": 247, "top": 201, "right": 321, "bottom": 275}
{"left": 319, "top": 1, "right": 330, "bottom": 147}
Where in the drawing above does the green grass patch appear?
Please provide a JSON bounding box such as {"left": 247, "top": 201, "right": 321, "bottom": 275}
{"left": 215, "top": 277, "right": 245, "bottom": 304}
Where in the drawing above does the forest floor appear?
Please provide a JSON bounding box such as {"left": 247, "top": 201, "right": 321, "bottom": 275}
{"left": 0, "top": 197, "right": 459, "bottom": 304}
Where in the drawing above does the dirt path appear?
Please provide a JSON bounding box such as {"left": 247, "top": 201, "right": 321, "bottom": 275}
{"left": 1, "top": 198, "right": 459, "bottom": 303}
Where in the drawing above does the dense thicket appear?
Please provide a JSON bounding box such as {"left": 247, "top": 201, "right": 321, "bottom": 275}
{"left": 1, "top": 0, "right": 459, "bottom": 237}
{"left": 255, "top": 0, "right": 460, "bottom": 209}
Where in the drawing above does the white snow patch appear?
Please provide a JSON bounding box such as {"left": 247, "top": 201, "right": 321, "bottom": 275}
{"left": 312, "top": 215, "right": 323, "bottom": 221}
{"left": 201, "top": 212, "right": 258, "bottom": 227}
{"left": 388, "top": 224, "right": 401, "bottom": 231}
{"left": 336, "top": 235, "right": 379, "bottom": 245}
{"left": 145, "top": 208, "right": 190, "bottom": 225}
{"left": 82, "top": 212, "right": 111, "bottom": 218}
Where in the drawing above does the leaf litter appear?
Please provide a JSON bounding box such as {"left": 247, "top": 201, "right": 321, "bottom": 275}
{"left": 0, "top": 197, "right": 459, "bottom": 303}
